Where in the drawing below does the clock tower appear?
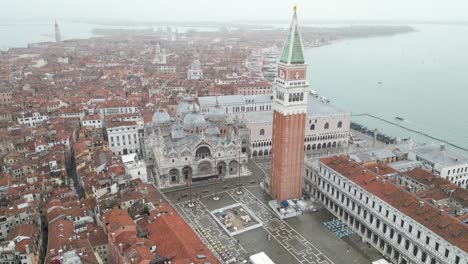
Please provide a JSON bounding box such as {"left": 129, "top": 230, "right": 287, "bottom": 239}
{"left": 270, "top": 5, "right": 308, "bottom": 202}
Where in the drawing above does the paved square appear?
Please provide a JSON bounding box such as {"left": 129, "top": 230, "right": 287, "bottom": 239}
{"left": 167, "top": 159, "right": 382, "bottom": 264}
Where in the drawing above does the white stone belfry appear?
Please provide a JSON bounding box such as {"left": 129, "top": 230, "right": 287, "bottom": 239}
{"left": 55, "top": 20, "right": 61, "bottom": 44}
{"left": 153, "top": 43, "right": 167, "bottom": 65}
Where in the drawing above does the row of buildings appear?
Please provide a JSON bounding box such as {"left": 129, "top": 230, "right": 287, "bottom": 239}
{"left": 305, "top": 154, "right": 468, "bottom": 264}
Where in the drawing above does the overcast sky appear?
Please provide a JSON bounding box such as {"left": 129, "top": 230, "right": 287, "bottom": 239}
{"left": 3, "top": 0, "right": 468, "bottom": 22}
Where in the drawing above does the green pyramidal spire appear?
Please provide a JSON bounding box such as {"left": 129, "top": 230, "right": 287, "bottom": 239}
{"left": 279, "top": 6, "right": 305, "bottom": 65}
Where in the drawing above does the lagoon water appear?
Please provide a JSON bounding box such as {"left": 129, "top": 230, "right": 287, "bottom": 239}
{"left": 1, "top": 21, "right": 467, "bottom": 152}
{"left": 305, "top": 24, "right": 468, "bottom": 152}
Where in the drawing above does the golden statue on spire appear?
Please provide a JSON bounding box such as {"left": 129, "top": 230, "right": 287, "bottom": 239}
{"left": 293, "top": 4, "right": 297, "bottom": 14}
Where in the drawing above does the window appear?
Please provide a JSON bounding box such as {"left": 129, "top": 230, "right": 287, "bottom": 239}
{"left": 455, "top": 255, "right": 460, "bottom": 264}
{"left": 338, "top": 121, "right": 343, "bottom": 128}
{"left": 426, "top": 236, "right": 430, "bottom": 245}
{"left": 445, "top": 249, "right": 449, "bottom": 258}
{"left": 310, "top": 124, "right": 315, "bottom": 130}
{"left": 324, "top": 123, "right": 329, "bottom": 129}
{"left": 435, "top": 242, "right": 439, "bottom": 251}
{"left": 422, "top": 252, "right": 427, "bottom": 262}
{"left": 260, "top": 129, "right": 265, "bottom": 136}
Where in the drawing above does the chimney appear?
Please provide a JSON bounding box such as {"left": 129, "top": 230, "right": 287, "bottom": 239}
{"left": 375, "top": 167, "right": 379, "bottom": 174}
{"left": 439, "top": 209, "right": 444, "bottom": 215}
{"left": 418, "top": 201, "right": 424, "bottom": 208}
{"left": 119, "top": 243, "right": 123, "bottom": 252}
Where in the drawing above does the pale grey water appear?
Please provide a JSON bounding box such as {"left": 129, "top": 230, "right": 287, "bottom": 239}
{"left": 1, "top": 21, "right": 467, "bottom": 153}
{"left": 305, "top": 24, "right": 468, "bottom": 153}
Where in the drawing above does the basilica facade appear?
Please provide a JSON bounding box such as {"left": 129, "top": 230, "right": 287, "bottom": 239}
{"left": 144, "top": 98, "right": 249, "bottom": 189}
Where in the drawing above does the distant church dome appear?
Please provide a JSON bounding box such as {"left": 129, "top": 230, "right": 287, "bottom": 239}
{"left": 191, "top": 60, "right": 201, "bottom": 70}
{"left": 183, "top": 110, "right": 207, "bottom": 131}
{"left": 152, "top": 109, "right": 170, "bottom": 125}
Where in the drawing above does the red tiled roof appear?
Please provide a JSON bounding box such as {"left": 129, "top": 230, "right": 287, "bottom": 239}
{"left": 103, "top": 209, "right": 135, "bottom": 233}
{"left": 364, "top": 163, "right": 399, "bottom": 176}
{"left": 147, "top": 207, "right": 218, "bottom": 263}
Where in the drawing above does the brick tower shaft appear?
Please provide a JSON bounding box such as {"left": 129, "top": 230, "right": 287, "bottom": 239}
{"left": 270, "top": 6, "right": 308, "bottom": 202}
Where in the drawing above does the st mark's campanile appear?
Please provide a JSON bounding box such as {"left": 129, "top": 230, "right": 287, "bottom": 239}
{"left": 270, "top": 5, "right": 308, "bottom": 202}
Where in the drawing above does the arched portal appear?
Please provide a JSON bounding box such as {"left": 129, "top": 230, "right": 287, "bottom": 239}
{"left": 182, "top": 166, "right": 192, "bottom": 181}
{"left": 197, "top": 161, "right": 212, "bottom": 175}
{"left": 217, "top": 161, "right": 227, "bottom": 177}
{"left": 229, "top": 160, "right": 239, "bottom": 175}
{"left": 169, "top": 169, "right": 180, "bottom": 184}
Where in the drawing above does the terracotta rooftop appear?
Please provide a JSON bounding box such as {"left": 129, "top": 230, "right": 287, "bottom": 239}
{"left": 106, "top": 120, "right": 137, "bottom": 128}
{"left": 321, "top": 155, "right": 468, "bottom": 252}
{"left": 103, "top": 209, "right": 135, "bottom": 233}
{"left": 147, "top": 207, "right": 218, "bottom": 263}
{"left": 364, "top": 163, "right": 399, "bottom": 176}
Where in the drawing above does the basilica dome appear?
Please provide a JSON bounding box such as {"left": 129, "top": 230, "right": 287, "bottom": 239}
{"left": 183, "top": 110, "right": 207, "bottom": 131}
{"left": 152, "top": 109, "right": 171, "bottom": 125}
{"left": 177, "top": 99, "right": 199, "bottom": 117}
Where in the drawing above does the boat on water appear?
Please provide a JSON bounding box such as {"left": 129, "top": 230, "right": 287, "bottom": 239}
{"left": 395, "top": 116, "right": 404, "bottom": 121}
{"left": 320, "top": 96, "right": 330, "bottom": 103}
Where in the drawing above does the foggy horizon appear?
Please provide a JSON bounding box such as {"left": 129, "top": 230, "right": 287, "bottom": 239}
{"left": 3, "top": 0, "right": 468, "bottom": 23}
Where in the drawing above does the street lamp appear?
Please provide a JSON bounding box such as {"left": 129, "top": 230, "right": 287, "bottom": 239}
{"left": 213, "top": 158, "right": 220, "bottom": 201}
{"left": 187, "top": 161, "right": 195, "bottom": 208}
{"left": 236, "top": 150, "right": 243, "bottom": 195}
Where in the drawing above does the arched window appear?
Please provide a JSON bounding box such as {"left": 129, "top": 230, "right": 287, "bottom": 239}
{"left": 338, "top": 121, "right": 343, "bottom": 128}
{"left": 310, "top": 124, "right": 315, "bottom": 130}
{"left": 324, "top": 123, "right": 329, "bottom": 129}
{"left": 260, "top": 129, "right": 265, "bottom": 136}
